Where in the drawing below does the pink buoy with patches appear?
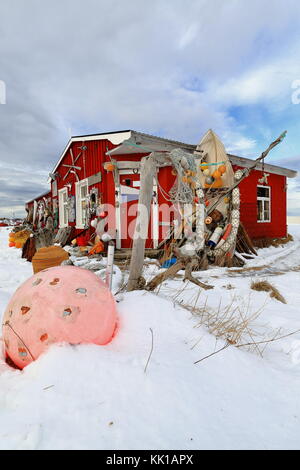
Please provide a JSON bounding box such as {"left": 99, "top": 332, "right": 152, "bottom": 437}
{"left": 2, "top": 265, "right": 118, "bottom": 369}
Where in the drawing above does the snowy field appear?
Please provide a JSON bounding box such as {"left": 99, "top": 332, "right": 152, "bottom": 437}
{"left": 0, "top": 226, "right": 300, "bottom": 450}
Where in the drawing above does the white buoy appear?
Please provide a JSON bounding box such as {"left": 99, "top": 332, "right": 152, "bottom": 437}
{"left": 207, "top": 226, "right": 224, "bottom": 247}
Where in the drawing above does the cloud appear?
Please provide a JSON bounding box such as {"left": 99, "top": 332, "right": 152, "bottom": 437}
{"left": 0, "top": 0, "right": 300, "bottom": 216}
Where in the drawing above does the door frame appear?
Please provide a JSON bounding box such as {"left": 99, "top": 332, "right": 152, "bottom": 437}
{"left": 115, "top": 169, "right": 159, "bottom": 249}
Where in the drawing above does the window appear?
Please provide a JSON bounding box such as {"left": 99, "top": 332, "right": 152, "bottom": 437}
{"left": 58, "top": 188, "right": 69, "bottom": 228}
{"left": 76, "top": 179, "right": 88, "bottom": 228}
{"left": 257, "top": 185, "right": 271, "bottom": 223}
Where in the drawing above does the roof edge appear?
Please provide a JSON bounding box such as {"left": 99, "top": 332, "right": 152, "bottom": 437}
{"left": 228, "top": 153, "right": 297, "bottom": 178}
{"left": 26, "top": 190, "right": 51, "bottom": 204}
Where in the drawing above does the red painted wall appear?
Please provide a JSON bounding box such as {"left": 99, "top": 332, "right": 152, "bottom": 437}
{"left": 52, "top": 138, "right": 288, "bottom": 244}
{"left": 54, "top": 139, "right": 150, "bottom": 244}
{"left": 234, "top": 165, "right": 287, "bottom": 239}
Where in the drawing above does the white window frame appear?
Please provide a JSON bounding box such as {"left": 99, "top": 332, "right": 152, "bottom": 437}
{"left": 75, "top": 178, "right": 88, "bottom": 229}
{"left": 257, "top": 185, "right": 271, "bottom": 223}
{"left": 58, "top": 187, "right": 69, "bottom": 228}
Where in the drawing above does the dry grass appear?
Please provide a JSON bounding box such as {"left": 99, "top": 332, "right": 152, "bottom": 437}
{"left": 250, "top": 280, "right": 286, "bottom": 304}
{"left": 253, "top": 233, "right": 293, "bottom": 249}
{"left": 152, "top": 276, "right": 298, "bottom": 363}
{"left": 180, "top": 295, "right": 266, "bottom": 355}
{"left": 228, "top": 265, "right": 269, "bottom": 274}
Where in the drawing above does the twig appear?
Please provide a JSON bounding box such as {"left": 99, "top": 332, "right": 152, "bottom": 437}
{"left": 194, "top": 342, "right": 230, "bottom": 364}
{"left": 144, "top": 328, "right": 154, "bottom": 373}
{"left": 236, "top": 328, "right": 300, "bottom": 348}
{"left": 194, "top": 328, "right": 300, "bottom": 364}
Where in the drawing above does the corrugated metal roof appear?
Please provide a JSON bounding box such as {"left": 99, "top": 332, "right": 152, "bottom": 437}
{"left": 228, "top": 154, "right": 297, "bottom": 178}
{"left": 50, "top": 129, "right": 297, "bottom": 179}
{"left": 26, "top": 190, "right": 51, "bottom": 204}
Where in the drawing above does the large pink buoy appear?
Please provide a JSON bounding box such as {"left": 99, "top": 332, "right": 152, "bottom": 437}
{"left": 2, "top": 266, "right": 118, "bottom": 369}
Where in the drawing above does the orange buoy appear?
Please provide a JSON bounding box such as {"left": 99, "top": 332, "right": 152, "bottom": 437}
{"left": 88, "top": 241, "right": 104, "bottom": 256}
{"left": 104, "top": 162, "right": 115, "bottom": 171}
{"left": 219, "top": 165, "right": 227, "bottom": 174}
{"left": 200, "top": 162, "right": 209, "bottom": 170}
{"left": 210, "top": 178, "right": 223, "bottom": 188}
{"left": 212, "top": 170, "right": 221, "bottom": 179}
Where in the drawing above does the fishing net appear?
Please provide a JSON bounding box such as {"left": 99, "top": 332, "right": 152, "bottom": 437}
{"left": 168, "top": 148, "right": 198, "bottom": 204}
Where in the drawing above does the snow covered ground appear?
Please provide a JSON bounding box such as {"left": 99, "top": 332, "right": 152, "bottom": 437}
{"left": 0, "top": 226, "right": 300, "bottom": 450}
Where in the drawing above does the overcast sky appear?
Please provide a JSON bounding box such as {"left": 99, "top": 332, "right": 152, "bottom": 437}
{"left": 0, "top": 0, "right": 300, "bottom": 217}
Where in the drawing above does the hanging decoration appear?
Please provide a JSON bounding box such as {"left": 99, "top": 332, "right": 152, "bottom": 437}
{"left": 67, "top": 195, "right": 76, "bottom": 223}
{"left": 153, "top": 129, "right": 287, "bottom": 274}
{"left": 63, "top": 148, "right": 83, "bottom": 181}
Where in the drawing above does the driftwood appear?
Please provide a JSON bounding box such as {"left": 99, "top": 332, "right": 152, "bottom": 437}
{"left": 236, "top": 223, "right": 258, "bottom": 256}
{"left": 146, "top": 260, "right": 184, "bottom": 291}
{"left": 35, "top": 228, "right": 54, "bottom": 250}
{"left": 53, "top": 226, "right": 73, "bottom": 246}
{"left": 183, "top": 258, "right": 214, "bottom": 289}
{"left": 146, "top": 250, "right": 214, "bottom": 291}
{"left": 22, "top": 236, "right": 36, "bottom": 262}
{"left": 127, "top": 155, "right": 156, "bottom": 291}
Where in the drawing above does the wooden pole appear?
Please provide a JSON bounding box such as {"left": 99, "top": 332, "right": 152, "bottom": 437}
{"left": 105, "top": 241, "right": 115, "bottom": 290}
{"left": 127, "top": 155, "right": 156, "bottom": 291}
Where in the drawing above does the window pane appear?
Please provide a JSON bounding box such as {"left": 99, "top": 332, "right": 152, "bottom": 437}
{"left": 64, "top": 206, "right": 68, "bottom": 224}
{"left": 81, "top": 200, "right": 86, "bottom": 225}
{"left": 257, "top": 200, "right": 263, "bottom": 221}
{"left": 81, "top": 184, "right": 87, "bottom": 198}
{"left": 264, "top": 200, "right": 270, "bottom": 221}
{"left": 257, "top": 186, "right": 269, "bottom": 198}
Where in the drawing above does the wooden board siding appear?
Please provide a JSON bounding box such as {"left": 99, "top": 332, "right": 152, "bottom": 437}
{"left": 51, "top": 136, "right": 290, "bottom": 245}
{"left": 234, "top": 166, "right": 287, "bottom": 239}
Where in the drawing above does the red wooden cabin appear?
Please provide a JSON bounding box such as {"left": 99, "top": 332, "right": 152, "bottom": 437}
{"left": 26, "top": 190, "right": 52, "bottom": 227}
{"left": 29, "top": 130, "right": 296, "bottom": 247}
